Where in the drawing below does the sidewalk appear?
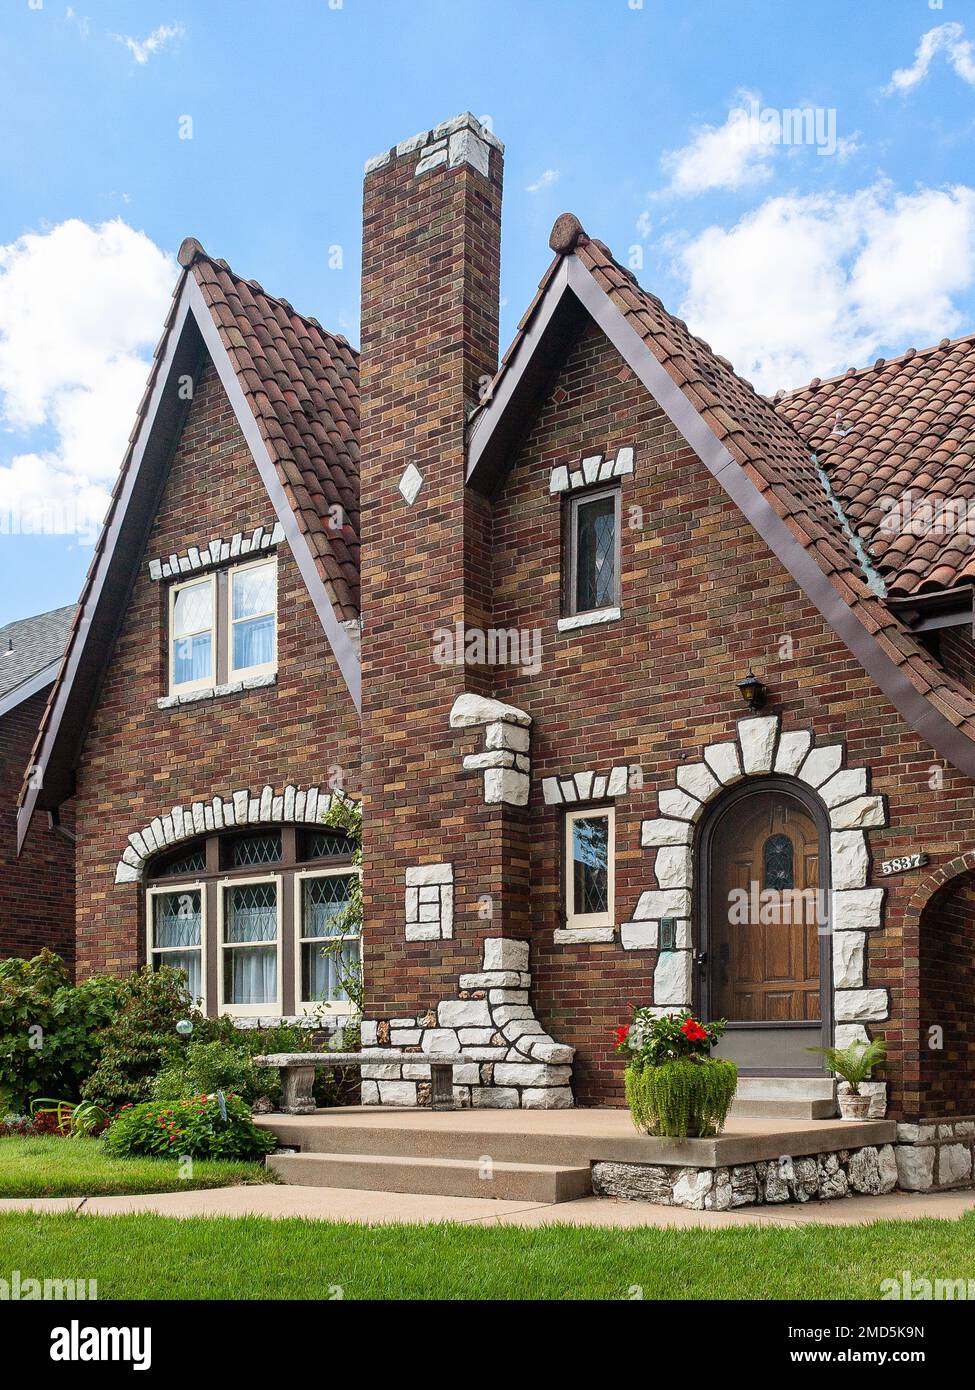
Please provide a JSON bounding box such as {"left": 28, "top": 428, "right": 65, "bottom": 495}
{"left": 1, "top": 1184, "right": 974, "bottom": 1227}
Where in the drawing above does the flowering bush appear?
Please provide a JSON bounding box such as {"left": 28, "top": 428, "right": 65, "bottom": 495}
{"left": 104, "top": 1093, "right": 277, "bottom": 1162}
{"left": 614, "top": 1008, "right": 727, "bottom": 1067}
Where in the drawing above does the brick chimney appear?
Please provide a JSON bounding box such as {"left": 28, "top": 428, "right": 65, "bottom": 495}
{"left": 359, "top": 114, "right": 512, "bottom": 1024}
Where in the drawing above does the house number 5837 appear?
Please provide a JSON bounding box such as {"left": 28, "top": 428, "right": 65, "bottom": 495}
{"left": 880, "top": 853, "right": 929, "bottom": 876}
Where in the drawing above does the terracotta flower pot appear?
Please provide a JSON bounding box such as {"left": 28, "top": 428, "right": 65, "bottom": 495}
{"left": 838, "top": 1090, "right": 871, "bottom": 1120}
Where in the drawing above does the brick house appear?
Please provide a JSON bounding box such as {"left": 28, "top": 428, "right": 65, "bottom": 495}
{"left": 0, "top": 605, "right": 75, "bottom": 963}
{"left": 18, "top": 115, "right": 975, "bottom": 1154}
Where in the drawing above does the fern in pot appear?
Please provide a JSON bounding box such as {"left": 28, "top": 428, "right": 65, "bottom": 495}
{"left": 808, "top": 1038, "right": 886, "bottom": 1119}
{"left": 615, "top": 1008, "right": 737, "bottom": 1139}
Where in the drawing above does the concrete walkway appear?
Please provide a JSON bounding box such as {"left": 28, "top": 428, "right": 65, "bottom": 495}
{"left": 1, "top": 1184, "right": 974, "bottom": 1227}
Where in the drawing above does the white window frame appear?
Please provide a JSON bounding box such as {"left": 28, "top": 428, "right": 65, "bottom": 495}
{"left": 564, "top": 805, "right": 615, "bottom": 931}
{"left": 218, "top": 872, "right": 283, "bottom": 1018}
{"left": 169, "top": 573, "right": 217, "bottom": 695}
{"left": 228, "top": 556, "right": 278, "bottom": 681}
{"left": 146, "top": 881, "right": 207, "bottom": 1011}
{"left": 294, "top": 865, "right": 362, "bottom": 1017}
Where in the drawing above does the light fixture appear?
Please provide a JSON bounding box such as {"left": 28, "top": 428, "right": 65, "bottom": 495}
{"left": 737, "top": 668, "right": 767, "bottom": 710}
{"left": 176, "top": 1018, "right": 194, "bottom": 1037}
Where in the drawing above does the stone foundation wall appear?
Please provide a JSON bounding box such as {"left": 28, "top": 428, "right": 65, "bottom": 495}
{"left": 894, "top": 1117, "right": 975, "bottom": 1190}
{"left": 593, "top": 1144, "right": 899, "bottom": 1210}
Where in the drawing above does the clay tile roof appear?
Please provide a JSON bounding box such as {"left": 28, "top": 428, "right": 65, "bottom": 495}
{"left": 777, "top": 333, "right": 975, "bottom": 598}
{"left": 184, "top": 242, "right": 360, "bottom": 620}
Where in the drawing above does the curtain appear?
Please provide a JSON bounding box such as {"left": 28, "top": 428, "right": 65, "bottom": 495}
{"left": 303, "top": 940, "right": 357, "bottom": 1004}
{"left": 157, "top": 949, "right": 202, "bottom": 1003}
{"left": 225, "top": 946, "right": 277, "bottom": 1005}
{"left": 225, "top": 884, "right": 277, "bottom": 942}
{"left": 302, "top": 875, "right": 353, "bottom": 938}
{"left": 233, "top": 615, "right": 274, "bottom": 671}
{"left": 173, "top": 632, "right": 212, "bottom": 685}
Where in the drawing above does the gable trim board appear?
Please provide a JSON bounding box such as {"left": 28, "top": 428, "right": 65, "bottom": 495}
{"left": 467, "top": 249, "right": 975, "bottom": 783}
{"left": 17, "top": 270, "right": 362, "bottom": 854}
{"left": 0, "top": 660, "right": 60, "bottom": 722}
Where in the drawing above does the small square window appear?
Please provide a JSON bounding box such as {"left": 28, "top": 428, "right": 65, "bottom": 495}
{"left": 564, "top": 807, "right": 615, "bottom": 930}
{"left": 170, "top": 576, "right": 215, "bottom": 691}
{"left": 566, "top": 487, "right": 620, "bottom": 617}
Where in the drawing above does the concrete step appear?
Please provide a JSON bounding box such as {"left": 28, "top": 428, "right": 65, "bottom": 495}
{"left": 266, "top": 1150, "right": 592, "bottom": 1203}
{"left": 732, "top": 1076, "right": 837, "bottom": 1119}
{"left": 259, "top": 1116, "right": 597, "bottom": 1165}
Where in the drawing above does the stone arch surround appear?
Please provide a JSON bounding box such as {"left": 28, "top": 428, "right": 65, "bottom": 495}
{"left": 624, "top": 714, "right": 890, "bottom": 1052}
{"left": 113, "top": 783, "right": 351, "bottom": 883}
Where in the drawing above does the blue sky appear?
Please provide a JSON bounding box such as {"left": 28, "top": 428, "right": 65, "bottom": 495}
{"left": 1, "top": 0, "right": 974, "bottom": 625}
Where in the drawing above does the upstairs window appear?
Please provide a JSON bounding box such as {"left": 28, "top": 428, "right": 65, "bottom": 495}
{"left": 170, "top": 576, "right": 215, "bottom": 692}
{"left": 566, "top": 487, "right": 620, "bottom": 617}
{"left": 167, "top": 557, "right": 277, "bottom": 695}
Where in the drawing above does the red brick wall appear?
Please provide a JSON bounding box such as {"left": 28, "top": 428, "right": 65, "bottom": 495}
{"left": 919, "top": 873, "right": 975, "bottom": 1115}
{"left": 73, "top": 356, "right": 360, "bottom": 983}
{"left": 0, "top": 688, "right": 75, "bottom": 964}
{"left": 482, "top": 320, "right": 975, "bottom": 1116}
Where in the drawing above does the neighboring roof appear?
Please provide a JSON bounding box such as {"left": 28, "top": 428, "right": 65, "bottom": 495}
{"left": 187, "top": 242, "right": 360, "bottom": 620}
{"left": 777, "top": 336, "right": 975, "bottom": 598}
{"left": 18, "top": 243, "right": 362, "bottom": 850}
{"left": 467, "top": 213, "right": 975, "bottom": 779}
{"left": 0, "top": 605, "right": 74, "bottom": 715}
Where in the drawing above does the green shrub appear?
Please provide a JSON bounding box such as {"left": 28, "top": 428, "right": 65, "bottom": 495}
{"left": 80, "top": 966, "right": 200, "bottom": 1112}
{"left": 152, "top": 1042, "right": 260, "bottom": 1103}
{"left": 625, "top": 1058, "right": 738, "bottom": 1138}
{"left": 104, "top": 1093, "right": 277, "bottom": 1161}
{"left": 0, "top": 951, "right": 125, "bottom": 1111}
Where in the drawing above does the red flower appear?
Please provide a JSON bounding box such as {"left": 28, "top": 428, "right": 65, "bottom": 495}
{"left": 614, "top": 1025, "right": 630, "bottom": 1046}
{"left": 681, "top": 1019, "right": 708, "bottom": 1043}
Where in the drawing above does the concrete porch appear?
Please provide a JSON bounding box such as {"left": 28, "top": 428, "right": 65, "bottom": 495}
{"left": 256, "top": 1106, "right": 897, "bottom": 1209}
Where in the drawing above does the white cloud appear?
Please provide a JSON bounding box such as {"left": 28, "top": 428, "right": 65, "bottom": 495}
{"left": 526, "top": 169, "right": 560, "bottom": 194}
{"left": 673, "top": 183, "right": 975, "bottom": 392}
{"left": 886, "top": 22, "right": 975, "bottom": 94}
{"left": 661, "top": 90, "right": 777, "bottom": 196}
{"left": 113, "top": 22, "right": 184, "bottom": 65}
{"left": 0, "top": 219, "right": 176, "bottom": 541}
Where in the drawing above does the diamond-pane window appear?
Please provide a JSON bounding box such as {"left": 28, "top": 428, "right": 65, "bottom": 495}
{"left": 223, "top": 832, "right": 282, "bottom": 868}
{"left": 150, "top": 889, "right": 203, "bottom": 1003}
{"left": 300, "top": 830, "right": 355, "bottom": 861}
{"left": 574, "top": 494, "right": 617, "bottom": 613}
{"left": 565, "top": 807, "right": 614, "bottom": 929}
{"left": 302, "top": 873, "right": 356, "bottom": 938}
{"left": 151, "top": 843, "right": 207, "bottom": 878}
{"left": 224, "top": 881, "right": 278, "bottom": 943}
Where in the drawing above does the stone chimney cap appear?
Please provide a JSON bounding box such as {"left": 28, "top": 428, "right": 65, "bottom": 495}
{"left": 177, "top": 236, "right": 207, "bottom": 269}
{"left": 549, "top": 213, "right": 587, "bottom": 255}
{"left": 364, "top": 112, "right": 504, "bottom": 176}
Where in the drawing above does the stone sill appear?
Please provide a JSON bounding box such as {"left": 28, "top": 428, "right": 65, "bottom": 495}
{"left": 557, "top": 607, "right": 621, "bottom": 633}
{"left": 157, "top": 672, "right": 277, "bottom": 709}
{"left": 554, "top": 926, "right": 617, "bottom": 944}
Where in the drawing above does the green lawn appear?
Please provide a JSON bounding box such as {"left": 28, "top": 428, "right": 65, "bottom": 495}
{"left": 0, "top": 1137, "right": 273, "bottom": 1198}
{"left": 0, "top": 1210, "right": 972, "bottom": 1299}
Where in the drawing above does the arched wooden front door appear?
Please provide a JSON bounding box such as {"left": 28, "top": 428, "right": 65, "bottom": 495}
{"left": 699, "top": 781, "right": 831, "bottom": 1074}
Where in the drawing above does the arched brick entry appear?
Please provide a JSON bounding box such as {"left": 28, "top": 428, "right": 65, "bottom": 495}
{"left": 907, "top": 854, "right": 975, "bottom": 1116}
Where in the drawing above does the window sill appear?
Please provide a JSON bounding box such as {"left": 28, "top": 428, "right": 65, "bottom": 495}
{"left": 158, "top": 671, "right": 277, "bottom": 709}
{"left": 557, "top": 606, "right": 621, "bottom": 633}
{"left": 554, "top": 925, "right": 617, "bottom": 944}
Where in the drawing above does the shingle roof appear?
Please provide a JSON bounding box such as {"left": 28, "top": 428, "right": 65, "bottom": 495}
{"left": 777, "top": 336, "right": 975, "bottom": 597}
{"left": 184, "top": 242, "right": 360, "bottom": 620}
{"left": 0, "top": 605, "right": 74, "bottom": 705}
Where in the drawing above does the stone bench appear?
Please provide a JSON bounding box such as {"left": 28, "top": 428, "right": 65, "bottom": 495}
{"left": 254, "top": 1051, "right": 465, "bottom": 1114}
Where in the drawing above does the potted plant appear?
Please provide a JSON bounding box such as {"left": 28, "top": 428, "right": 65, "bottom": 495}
{"left": 614, "top": 1008, "right": 737, "bottom": 1138}
{"left": 808, "top": 1038, "right": 886, "bottom": 1119}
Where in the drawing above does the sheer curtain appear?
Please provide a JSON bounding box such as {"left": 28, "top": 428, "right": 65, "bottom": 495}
{"left": 226, "top": 947, "right": 277, "bottom": 1006}
{"left": 225, "top": 883, "right": 277, "bottom": 1005}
